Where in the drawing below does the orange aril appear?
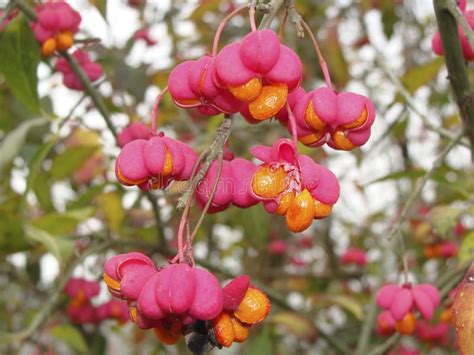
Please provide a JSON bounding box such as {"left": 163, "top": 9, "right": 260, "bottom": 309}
{"left": 341, "top": 106, "right": 368, "bottom": 130}
{"left": 234, "top": 287, "right": 270, "bottom": 325}
{"left": 304, "top": 102, "right": 326, "bottom": 131}
{"left": 116, "top": 167, "right": 148, "bottom": 186}
{"left": 299, "top": 131, "right": 326, "bottom": 146}
{"left": 213, "top": 312, "right": 235, "bottom": 347}
{"left": 230, "top": 317, "right": 249, "bottom": 343}
{"left": 103, "top": 273, "right": 121, "bottom": 293}
{"left": 56, "top": 31, "right": 74, "bottom": 51}
{"left": 129, "top": 306, "right": 138, "bottom": 323}
{"left": 439, "top": 308, "right": 452, "bottom": 323}
{"left": 252, "top": 165, "right": 287, "bottom": 198}
{"left": 228, "top": 78, "right": 262, "bottom": 102}
{"left": 248, "top": 84, "right": 288, "bottom": 121}
{"left": 153, "top": 319, "right": 182, "bottom": 345}
{"left": 162, "top": 148, "right": 173, "bottom": 177}
{"left": 286, "top": 189, "right": 315, "bottom": 233}
{"left": 395, "top": 312, "right": 416, "bottom": 335}
{"left": 275, "top": 191, "right": 295, "bottom": 215}
{"left": 423, "top": 245, "right": 437, "bottom": 259}
{"left": 332, "top": 130, "right": 355, "bottom": 151}
{"left": 41, "top": 38, "right": 57, "bottom": 57}
{"left": 176, "top": 98, "right": 201, "bottom": 106}
{"left": 313, "top": 200, "right": 332, "bottom": 219}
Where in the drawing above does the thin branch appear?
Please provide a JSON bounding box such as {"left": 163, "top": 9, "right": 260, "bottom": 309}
{"left": 374, "top": 51, "right": 470, "bottom": 148}
{"left": 258, "top": 0, "right": 285, "bottom": 29}
{"left": 0, "top": 241, "right": 112, "bottom": 344}
{"left": 385, "top": 131, "right": 463, "bottom": 242}
{"left": 284, "top": 0, "right": 304, "bottom": 38}
{"left": 366, "top": 334, "right": 401, "bottom": 355}
{"left": 176, "top": 116, "right": 232, "bottom": 209}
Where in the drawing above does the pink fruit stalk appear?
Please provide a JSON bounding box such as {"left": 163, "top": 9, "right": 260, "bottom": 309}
{"left": 117, "top": 122, "right": 152, "bottom": 147}
{"left": 340, "top": 247, "right": 367, "bottom": 266}
{"left": 376, "top": 283, "right": 440, "bottom": 321}
{"left": 215, "top": 29, "right": 302, "bottom": 122}
{"left": 277, "top": 87, "right": 376, "bottom": 150}
{"left": 195, "top": 157, "right": 259, "bottom": 213}
{"left": 115, "top": 133, "right": 197, "bottom": 191}
{"left": 32, "top": 1, "right": 81, "bottom": 56}
{"left": 168, "top": 55, "right": 243, "bottom": 116}
{"left": 55, "top": 50, "right": 103, "bottom": 91}
{"left": 250, "top": 138, "right": 339, "bottom": 233}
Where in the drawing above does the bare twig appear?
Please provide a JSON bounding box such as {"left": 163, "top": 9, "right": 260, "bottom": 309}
{"left": 258, "top": 0, "right": 285, "bottom": 29}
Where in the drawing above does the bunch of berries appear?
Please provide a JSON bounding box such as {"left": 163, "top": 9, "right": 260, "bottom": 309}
{"left": 30, "top": 2, "right": 103, "bottom": 92}
{"left": 31, "top": 1, "right": 81, "bottom": 56}
{"left": 103, "top": 253, "right": 270, "bottom": 349}
{"left": 375, "top": 283, "right": 440, "bottom": 336}
{"left": 64, "top": 278, "right": 128, "bottom": 324}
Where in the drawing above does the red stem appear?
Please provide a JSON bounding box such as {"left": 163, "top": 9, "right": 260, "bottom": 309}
{"left": 287, "top": 103, "right": 299, "bottom": 149}
{"left": 301, "top": 20, "right": 333, "bottom": 90}
{"left": 151, "top": 86, "right": 168, "bottom": 133}
{"left": 212, "top": 4, "right": 251, "bottom": 56}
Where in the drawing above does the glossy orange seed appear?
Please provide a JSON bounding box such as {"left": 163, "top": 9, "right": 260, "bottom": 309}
{"left": 234, "top": 287, "right": 271, "bottom": 325}
{"left": 275, "top": 191, "right": 295, "bottom": 215}
{"left": 252, "top": 165, "right": 287, "bottom": 198}
{"left": 41, "top": 38, "right": 57, "bottom": 57}
{"left": 286, "top": 189, "right": 316, "bottom": 233}
{"left": 248, "top": 84, "right": 288, "bottom": 121}
{"left": 230, "top": 317, "right": 249, "bottom": 343}
{"left": 228, "top": 78, "right": 262, "bottom": 102}
{"left": 341, "top": 106, "right": 368, "bottom": 130}
{"left": 304, "top": 102, "right": 326, "bottom": 131}
{"left": 56, "top": 31, "right": 74, "bottom": 51}
{"left": 103, "top": 273, "right": 121, "bottom": 292}
{"left": 213, "top": 312, "right": 235, "bottom": 347}
{"left": 313, "top": 200, "right": 332, "bottom": 219}
{"left": 299, "top": 131, "right": 326, "bottom": 146}
{"left": 395, "top": 312, "right": 416, "bottom": 335}
{"left": 332, "top": 130, "right": 355, "bottom": 151}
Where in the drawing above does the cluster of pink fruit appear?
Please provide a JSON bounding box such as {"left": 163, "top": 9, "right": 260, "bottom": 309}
{"left": 375, "top": 283, "right": 441, "bottom": 336}
{"left": 114, "top": 8, "right": 376, "bottom": 232}
{"left": 30, "top": 1, "right": 103, "bottom": 91}
{"left": 103, "top": 252, "right": 270, "bottom": 349}
{"left": 64, "top": 277, "right": 128, "bottom": 325}
{"left": 432, "top": 0, "right": 474, "bottom": 61}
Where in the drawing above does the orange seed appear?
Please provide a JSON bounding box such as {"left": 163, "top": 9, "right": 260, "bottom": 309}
{"left": 252, "top": 165, "right": 287, "bottom": 198}
{"left": 285, "top": 189, "right": 315, "bottom": 233}
{"left": 395, "top": 312, "right": 416, "bottom": 335}
{"left": 228, "top": 78, "right": 262, "bottom": 102}
{"left": 234, "top": 287, "right": 271, "bottom": 325}
{"left": 248, "top": 84, "right": 288, "bottom": 121}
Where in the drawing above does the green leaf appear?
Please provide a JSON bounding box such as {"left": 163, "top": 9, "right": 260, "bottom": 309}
{"left": 429, "top": 205, "right": 462, "bottom": 238}
{"left": 50, "top": 324, "right": 88, "bottom": 354}
{"left": 24, "top": 225, "right": 62, "bottom": 264}
{"left": 0, "top": 16, "right": 40, "bottom": 113}
{"left": 0, "top": 118, "right": 48, "bottom": 171}
{"left": 32, "top": 172, "right": 54, "bottom": 211}
{"left": 94, "top": 0, "right": 107, "bottom": 21}
{"left": 401, "top": 57, "right": 444, "bottom": 94}
{"left": 31, "top": 207, "right": 95, "bottom": 236}
{"left": 459, "top": 231, "right": 474, "bottom": 264}
{"left": 50, "top": 145, "right": 99, "bottom": 180}
{"left": 96, "top": 191, "right": 124, "bottom": 233}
